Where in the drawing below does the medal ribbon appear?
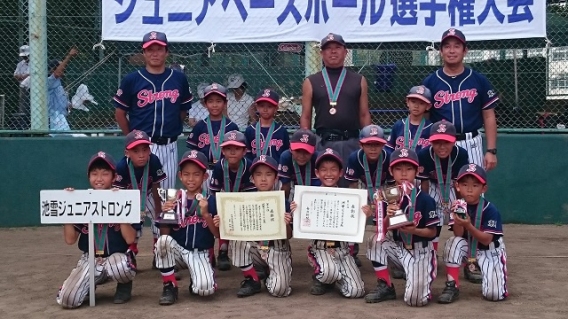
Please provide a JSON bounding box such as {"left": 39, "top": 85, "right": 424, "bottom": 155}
{"left": 400, "top": 186, "right": 417, "bottom": 249}
{"left": 292, "top": 160, "right": 311, "bottom": 186}
{"left": 363, "top": 152, "right": 383, "bottom": 203}
{"left": 206, "top": 116, "right": 226, "bottom": 163}
{"left": 185, "top": 188, "right": 208, "bottom": 217}
{"left": 403, "top": 117, "right": 425, "bottom": 150}
{"left": 94, "top": 223, "right": 108, "bottom": 255}
{"left": 223, "top": 159, "right": 244, "bottom": 192}
{"left": 469, "top": 197, "right": 485, "bottom": 259}
{"left": 322, "top": 67, "right": 347, "bottom": 105}
{"left": 128, "top": 160, "right": 149, "bottom": 213}
{"left": 255, "top": 121, "right": 276, "bottom": 156}
{"left": 434, "top": 154, "right": 452, "bottom": 206}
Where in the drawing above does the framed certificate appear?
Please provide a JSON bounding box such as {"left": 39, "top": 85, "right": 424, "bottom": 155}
{"left": 292, "top": 186, "right": 367, "bottom": 243}
{"left": 216, "top": 191, "right": 287, "bottom": 241}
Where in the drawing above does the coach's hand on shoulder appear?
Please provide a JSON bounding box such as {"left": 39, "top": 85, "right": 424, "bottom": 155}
{"left": 213, "top": 215, "right": 220, "bottom": 227}
{"left": 484, "top": 152, "right": 497, "bottom": 171}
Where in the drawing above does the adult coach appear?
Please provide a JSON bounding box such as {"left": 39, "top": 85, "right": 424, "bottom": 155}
{"left": 114, "top": 31, "right": 193, "bottom": 189}
{"left": 300, "top": 33, "right": 372, "bottom": 179}
{"left": 422, "top": 28, "right": 498, "bottom": 171}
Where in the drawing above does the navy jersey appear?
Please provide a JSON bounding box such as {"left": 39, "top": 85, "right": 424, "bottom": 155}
{"left": 378, "top": 191, "right": 438, "bottom": 243}
{"left": 278, "top": 150, "right": 321, "bottom": 186}
{"left": 186, "top": 118, "right": 240, "bottom": 164}
{"left": 209, "top": 158, "right": 256, "bottom": 193}
{"left": 157, "top": 194, "right": 217, "bottom": 250}
{"left": 113, "top": 154, "right": 167, "bottom": 191}
{"left": 417, "top": 145, "right": 469, "bottom": 183}
{"left": 74, "top": 223, "right": 142, "bottom": 257}
{"left": 113, "top": 68, "right": 193, "bottom": 138}
{"left": 244, "top": 121, "right": 290, "bottom": 162}
{"left": 345, "top": 149, "right": 390, "bottom": 186}
{"left": 386, "top": 118, "right": 432, "bottom": 153}
{"left": 449, "top": 200, "right": 503, "bottom": 250}
{"left": 422, "top": 68, "right": 498, "bottom": 133}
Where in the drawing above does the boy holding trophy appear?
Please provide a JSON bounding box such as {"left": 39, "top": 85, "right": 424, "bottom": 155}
{"left": 155, "top": 150, "right": 219, "bottom": 305}
{"left": 365, "top": 147, "right": 438, "bottom": 307}
{"left": 114, "top": 130, "right": 166, "bottom": 262}
{"left": 438, "top": 163, "right": 508, "bottom": 304}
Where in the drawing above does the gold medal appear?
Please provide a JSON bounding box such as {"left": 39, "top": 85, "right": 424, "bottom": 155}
{"left": 329, "top": 107, "right": 336, "bottom": 115}
{"left": 405, "top": 244, "right": 413, "bottom": 250}
{"left": 325, "top": 241, "right": 335, "bottom": 248}
{"left": 95, "top": 250, "right": 104, "bottom": 256}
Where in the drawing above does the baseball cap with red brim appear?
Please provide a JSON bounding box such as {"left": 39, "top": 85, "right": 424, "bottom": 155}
{"left": 389, "top": 147, "right": 419, "bottom": 167}
{"left": 125, "top": 130, "right": 152, "bottom": 150}
{"left": 406, "top": 85, "right": 432, "bottom": 105}
{"left": 255, "top": 89, "right": 280, "bottom": 106}
{"left": 457, "top": 163, "right": 487, "bottom": 184}
{"left": 441, "top": 28, "right": 466, "bottom": 45}
{"left": 220, "top": 130, "right": 246, "bottom": 148}
{"left": 179, "top": 150, "right": 208, "bottom": 170}
{"left": 250, "top": 155, "right": 279, "bottom": 173}
{"left": 429, "top": 120, "right": 457, "bottom": 143}
{"left": 203, "top": 83, "right": 227, "bottom": 99}
{"left": 87, "top": 151, "right": 117, "bottom": 175}
{"left": 142, "top": 31, "right": 168, "bottom": 49}
{"left": 359, "top": 125, "right": 387, "bottom": 144}
{"left": 290, "top": 129, "right": 317, "bottom": 154}
{"left": 315, "top": 148, "right": 343, "bottom": 169}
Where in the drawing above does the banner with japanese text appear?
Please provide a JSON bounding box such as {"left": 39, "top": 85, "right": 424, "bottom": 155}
{"left": 102, "top": 0, "right": 546, "bottom": 43}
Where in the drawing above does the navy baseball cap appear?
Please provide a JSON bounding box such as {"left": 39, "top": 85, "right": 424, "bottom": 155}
{"left": 179, "top": 150, "right": 208, "bottom": 170}
{"left": 320, "top": 33, "right": 346, "bottom": 49}
{"left": 203, "top": 83, "right": 227, "bottom": 99}
{"left": 142, "top": 31, "right": 168, "bottom": 49}
{"left": 220, "top": 130, "right": 246, "bottom": 148}
{"left": 250, "top": 155, "right": 279, "bottom": 173}
{"left": 125, "top": 130, "right": 151, "bottom": 150}
{"left": 406, "top": 85, "right": 432, "bottom": 105}
{"left": 441, "top": 28, "right": 466, "bottom": 45}
{"left": 87, "top": 151, "right": 116, "bottom": 174}
{"left": 290, "top": 129, "right": 317, "bottom": 154}
{"left": 429, "top": 120, "right": 457, "bottom": 143}
{"left": 457, "top": 163, "right": 487, "bottom": 184}
{"left": 315, "top": 148, "right": 343, "bottom": 169}
{"left": 359, "top": 125, "right": 387, "bottom": 144}
{"left": 255, "top": 89, "right": 280, "bottom": 107}
{"left": 389, "top": 147, "right": 419, "bottom": 167}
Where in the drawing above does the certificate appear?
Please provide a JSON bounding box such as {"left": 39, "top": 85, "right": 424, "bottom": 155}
{"left": 293, "top": 186, "right": 367, "bottom": 243}
{"left": 216, "top": 191, "right": 287, "bottom": 241}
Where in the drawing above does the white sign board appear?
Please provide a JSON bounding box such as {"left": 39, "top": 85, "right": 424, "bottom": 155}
{"left": 40, "top": 190, "right": 141, "bottom": 224}
{"left": 293, "top": 186, "right": 367, "bottom": 243}
{"left": 102, "top": 1, "right": 546, "bottom": 43}
{"left": 216, "top": 191, "right": 287, "bottom": 241}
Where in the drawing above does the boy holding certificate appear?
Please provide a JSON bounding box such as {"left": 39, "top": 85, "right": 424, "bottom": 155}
{"left": 214, "top": 155, "right": 293, "bottom": 298}
{"left": 438, "top": 164, "right": 508, "bottom": 304}
{"left": 209, "top": 130, "right": 257, "bottom": 270}
{"left": 155, "top": 150, "right": 219, "bottom": 305}
{"left": 365, "top": 148, "right": 438, "bottom": 307}
{"left": 292, "top": 148, "right": 372, "bottom": 298}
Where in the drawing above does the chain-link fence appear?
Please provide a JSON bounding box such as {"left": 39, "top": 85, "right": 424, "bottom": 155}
{"left": 1, "top": 1, "right": 568, "bottom": 134}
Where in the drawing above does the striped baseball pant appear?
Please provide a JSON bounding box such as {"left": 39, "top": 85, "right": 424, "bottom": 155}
{"left": 56, "top": 253, "right": 136, "bottom": 308}
{"left": 367, "top": 233, "right": 437, "bottom": 307}
{"left": 154, "top": 235, "right": 216, "bottom": 296}
{"left": 308, "top": 240, "right": 365, "bottom": 298}
{"left": 151, "top": 142, "right": 178, "bottom": 189}
{"left": 443, "top": 236, "right": 508, "bottom": 301}
{"left": 231, "top": 240, "right": 292, "bottom": 297}
{"left": 456, "top": 133, "right": 484, "bottom": 168}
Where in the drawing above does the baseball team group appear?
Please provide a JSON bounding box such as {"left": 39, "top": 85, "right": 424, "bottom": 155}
{"left": 55, "top": 28, "right": 508, "bottom": 309}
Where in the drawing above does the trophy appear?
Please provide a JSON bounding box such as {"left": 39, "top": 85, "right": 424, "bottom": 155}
{"left": 157, "top": 188, "right": 180, "bottom": 224}
{"left": 453, "top": 199, "right": 468, "bottom": 219}
{"left": 380, "top": 183, "right": 414, "bottom": 230}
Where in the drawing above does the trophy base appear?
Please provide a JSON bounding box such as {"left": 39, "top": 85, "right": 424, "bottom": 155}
{"left": 388, "top": 214, "right": 414, "bottom": 230}
{"left": 158, "top": 213, "right": 179, "bottom": 225}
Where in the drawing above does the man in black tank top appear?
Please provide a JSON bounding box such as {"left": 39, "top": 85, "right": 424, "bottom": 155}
{"left": 300, "top": 33, "right": 372, "bottom": 186}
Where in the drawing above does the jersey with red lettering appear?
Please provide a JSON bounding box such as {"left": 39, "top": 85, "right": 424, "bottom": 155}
{"left": 422, "top": 68, "right": 498, "bottom": 134}
{"left": 244, "top": 121, "right": 290, "bottom": 162}
{"left": 186, "top": 118, "right": 240, "bottom": 165}
{"left": 386, "top": 118, "right": 432, "bottom": 153}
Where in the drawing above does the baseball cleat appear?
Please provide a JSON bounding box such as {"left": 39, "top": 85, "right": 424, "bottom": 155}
{"left": 364, "top": 279, "right": 396, "bottom": 303}
{"left": 237, "top": 277, "right": 261, "bottom": 297}
{"left": 113, "top": 281, "right": 132, "bottom": 304}
{"left": 217, "top": 250, "right": 232, "bottom": 271}
{"left": 159, "top": 282, "right": 178, "bottom": 305}
{"left": 437, "top": 281, "right": 459, "bottom": 304}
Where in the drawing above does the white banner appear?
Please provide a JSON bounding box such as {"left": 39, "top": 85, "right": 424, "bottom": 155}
{"left": 40, "top": 189, "right": 141, "bottom": 224}
{"left": 102, "top": 1, "right": 546, "bottom": 43}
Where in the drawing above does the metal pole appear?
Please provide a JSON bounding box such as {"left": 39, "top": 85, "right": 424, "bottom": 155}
{"left": 513, "top": 49, "right": 519, "bottom": 109}
{"left": 304, "top": 42, "right": 321, "bottom": 128}
{"left": 28, "top": 0, "right": 48, "bottom": 130}
{"left": 18, "top": 0, "right": 25, "bottom": 46}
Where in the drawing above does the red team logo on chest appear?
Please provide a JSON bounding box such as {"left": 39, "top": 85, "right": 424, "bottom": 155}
{"left": 197, "top": 133, "right": 221, "bottom": 148}
{"left": 433, "top": 89, "right": 478, "bottom": 108}
{"left": 251, "top": 139, "right": 284, "bottom": 153}
{"left": 413, "top": 211, "right": 422, "bottom": 226}
{"left": 137, "top": 89, "right": 180, "bottom": 107}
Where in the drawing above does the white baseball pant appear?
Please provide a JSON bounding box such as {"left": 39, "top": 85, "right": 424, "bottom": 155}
{"left": 367, "top": 233, "right": 437, "bottom": 307}
{"left": 56, "top": 253, "right": 136, "bottom": 308}
{"left": 154, "top": 235, "right": 216, "bottom": 296}
{"left": 231, "top": 240, "right": 292, "bottom": 297}
{"left": 151, "top": 142, "right": 178, "bottom": 189}
{"left": 456, "top": 133, "right": 483, "bottom": 168}
{"left": 307, "top": 241, "right": 365, "bottom": 298}
{"left": 443, "top": 236, "right": 508, "bottom": 301}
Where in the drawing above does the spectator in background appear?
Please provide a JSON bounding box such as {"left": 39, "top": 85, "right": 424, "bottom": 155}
{"left": 14, "top": 45, "right": 30, "bottom": 119}
{"left": 188, "top": 82, "right": 210, "bottom": 127}
{"left": 226, "top": 74, "right": 254, "bottom": 131}
{"left": 48, "top": 47, "right": 78, "bottom": 131}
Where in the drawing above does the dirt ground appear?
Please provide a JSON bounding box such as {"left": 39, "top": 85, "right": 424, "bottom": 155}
{"left": 1, "top": 225, "right": 567, "bottom": 319}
